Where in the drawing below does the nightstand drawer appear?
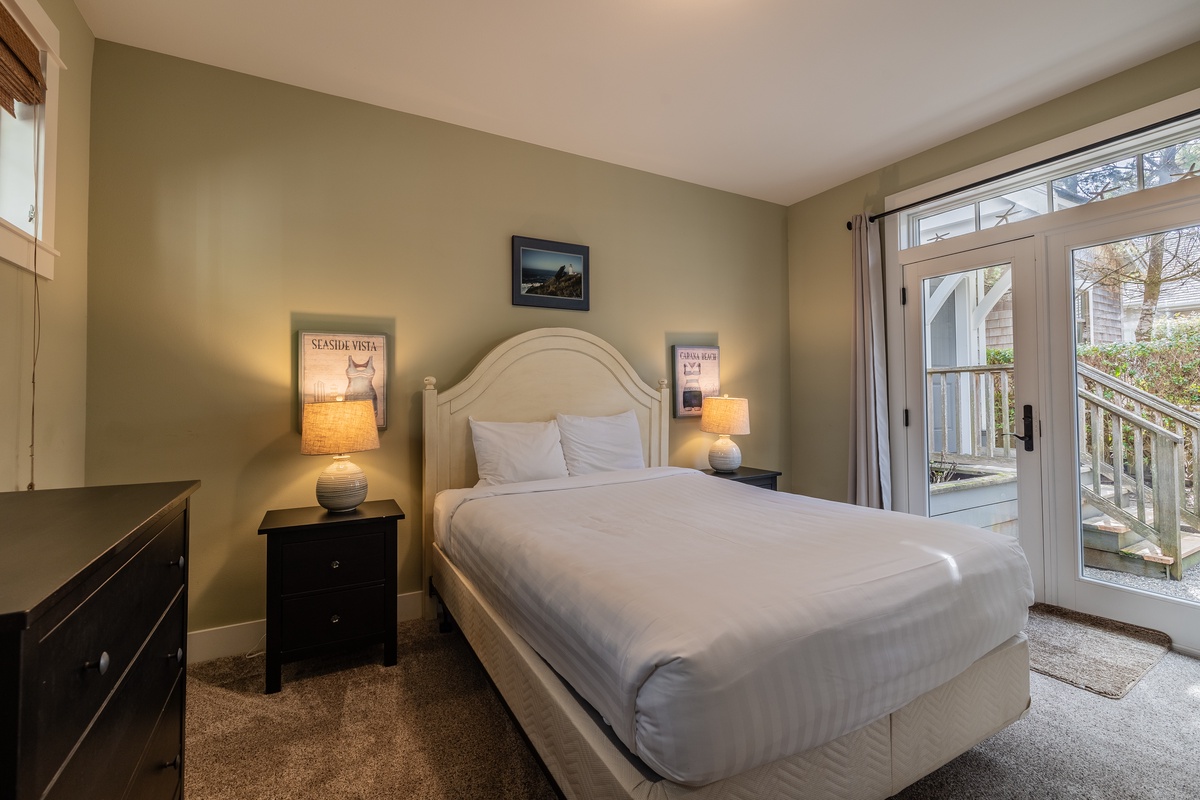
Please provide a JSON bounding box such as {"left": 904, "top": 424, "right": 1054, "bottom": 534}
{"left": 738, "top": 474, "right": 779, "bottom": 490}
{"left": 280, "top": 528, "right": 386, "bottom": 594}
{"left": 280, "top": 584, "right": 388, "bottom": 651}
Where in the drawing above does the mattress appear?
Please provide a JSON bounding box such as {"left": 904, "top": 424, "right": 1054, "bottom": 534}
{"left": 433, "top": 467, "right": 1034, "bottom": 786}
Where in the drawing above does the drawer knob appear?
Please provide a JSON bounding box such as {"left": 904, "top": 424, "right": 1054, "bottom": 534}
{"left": 164, "top": 754, "right": 181, "bottom": 771}
{"left": 168, "top": 647, "right": 184, "bottom": 665}
{"left": 86, "top": 651, "right": 110, "bottom": 676}
{"left": 330, "top": 560, "right": 340, "bottom": 569}
{"left": 330, "top": 614, "right": 340, "bottom": 624}
{"left": 170, "top": 555, "right": 185, "bottom": 570}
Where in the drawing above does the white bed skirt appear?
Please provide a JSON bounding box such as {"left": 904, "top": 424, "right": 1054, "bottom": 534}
{"left": 431, "top": 543, "right": 1031, "bottom": 800}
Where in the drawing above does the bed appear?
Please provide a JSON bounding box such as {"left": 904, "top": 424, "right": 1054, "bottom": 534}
{"left": 422, "top": 327, "right": 1033, "bottom": 800}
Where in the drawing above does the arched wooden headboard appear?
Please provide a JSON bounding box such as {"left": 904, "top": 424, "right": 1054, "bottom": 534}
{"left": 421, "top": 327, "right": 670, "bottom": 614}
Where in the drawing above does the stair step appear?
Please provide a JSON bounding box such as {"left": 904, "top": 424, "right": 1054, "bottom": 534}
{"left": 1115, "top": 532, "right": 1200, "bottom": 564}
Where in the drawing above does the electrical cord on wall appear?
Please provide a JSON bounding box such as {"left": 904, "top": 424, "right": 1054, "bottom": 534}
{"left": 27, "top": 101, "right": 42, "bottom": 491}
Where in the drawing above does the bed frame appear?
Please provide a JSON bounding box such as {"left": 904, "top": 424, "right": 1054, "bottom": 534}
{"left": 422, "top": 327, "right": 1030, "bottom": 800}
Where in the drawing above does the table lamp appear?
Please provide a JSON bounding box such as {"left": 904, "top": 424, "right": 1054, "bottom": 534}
{"left": 700, "top": 395, "right": 749, "bottom": 472}
{"left": 301, "top": 399, "right": 380, "bottom": 511}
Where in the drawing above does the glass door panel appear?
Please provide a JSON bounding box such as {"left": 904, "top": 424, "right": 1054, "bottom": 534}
{"left": 923, "top": 263, "right": 1021, "bottom": 534}
{"left": 1070, "top": 224, "right": 1200, "bottom": 604}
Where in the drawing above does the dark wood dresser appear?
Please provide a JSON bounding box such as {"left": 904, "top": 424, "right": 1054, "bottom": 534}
{"left": 0, "top": 480, "right": 199, "bottom": 800}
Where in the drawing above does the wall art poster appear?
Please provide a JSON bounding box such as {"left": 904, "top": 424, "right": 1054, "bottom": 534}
{"left": 672, "top": 345, "right": 720, "bottom": 418}
{"left": 299, "top": 331, "right": 388, "bottom": 428}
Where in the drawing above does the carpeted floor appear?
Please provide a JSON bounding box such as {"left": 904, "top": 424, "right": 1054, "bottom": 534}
{"left": 186, "top": 621, "right": 557, "bottom": 799}
{"left": 187, "top": 618, "right": 1200, "bottom": 799}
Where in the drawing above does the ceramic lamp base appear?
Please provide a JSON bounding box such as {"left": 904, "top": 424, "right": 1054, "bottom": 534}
{"left": 708, "top": 435, "right": 742, "bottom": 472}
{"left": 315, "top": 455, "right": 368, "bottom": 512}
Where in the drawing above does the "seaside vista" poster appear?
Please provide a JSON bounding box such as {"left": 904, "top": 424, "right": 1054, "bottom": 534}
{"left": 299, "top": 332, "right": 388, "bottom": 428}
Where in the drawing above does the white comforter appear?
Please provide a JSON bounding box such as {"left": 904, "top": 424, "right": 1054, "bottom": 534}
{"left": 434, "top": 467, "right": 1033, "bottom": 785}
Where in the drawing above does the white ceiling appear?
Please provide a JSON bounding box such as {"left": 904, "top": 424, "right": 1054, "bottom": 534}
{"left": 74, "top": 0, "right": 1200, "bottom": 206}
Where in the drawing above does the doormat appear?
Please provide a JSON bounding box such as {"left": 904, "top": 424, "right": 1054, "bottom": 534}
{"left": 1026, "top": 603, "right": 1171, "bottom": 699}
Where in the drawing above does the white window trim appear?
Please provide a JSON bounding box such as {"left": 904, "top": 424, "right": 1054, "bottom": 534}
{"left": 1, "top": 0, "right": 64, "bottom": 281}
{"left": 885, "top": 87, "right": 1200, "bottom": 220}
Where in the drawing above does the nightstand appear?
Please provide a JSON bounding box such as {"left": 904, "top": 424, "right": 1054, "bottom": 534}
{"left": 258, "top": 499, "right": 404, "bottom": 693}
{"left": 702, "top": 466, "right": 782, "bottom": 490}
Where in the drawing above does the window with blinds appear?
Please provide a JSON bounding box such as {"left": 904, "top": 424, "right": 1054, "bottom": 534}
{"left": 0, "top": 0, "right": 59, "bottom": 278}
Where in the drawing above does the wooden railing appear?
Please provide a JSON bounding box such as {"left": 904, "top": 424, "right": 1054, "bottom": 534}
{"left": 1077, "top": 363, "right": 1199, "bottom": 580}
{"left": 926, "top": 365, "right": 1017, "bottom": 460}
{"left": 928, "top": 362, "right": 1197, "bottom": 579}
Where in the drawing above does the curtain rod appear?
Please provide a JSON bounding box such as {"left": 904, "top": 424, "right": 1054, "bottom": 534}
{"left": 844, "top": 105, "right": 1200, "bottom": 231}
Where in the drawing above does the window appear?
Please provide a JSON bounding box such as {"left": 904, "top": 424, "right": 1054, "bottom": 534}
{"left": 0, "top": 0, "right": 61, "bottom": 279}
{"left": 900, "top": 116, "right": 1200, "bottom": 250}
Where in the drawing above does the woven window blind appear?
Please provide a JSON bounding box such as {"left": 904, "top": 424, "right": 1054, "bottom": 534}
{"left": 0, "top": 3, "right": 44, "bottom": 115}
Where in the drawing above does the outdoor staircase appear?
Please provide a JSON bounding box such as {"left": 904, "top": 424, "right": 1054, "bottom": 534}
{"left": 1079, "top": 364, "right": 1200, "bottom": 581}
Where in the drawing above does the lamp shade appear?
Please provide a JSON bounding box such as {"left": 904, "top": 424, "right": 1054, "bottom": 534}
{"left": 700, "top": 396, "right": 750, "bottom": 436}
{"left": 301, "top": 400, "right": 380, "bottom": 455}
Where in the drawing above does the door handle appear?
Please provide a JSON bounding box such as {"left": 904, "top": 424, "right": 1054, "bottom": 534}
{"left": 1003, "top": 404, "right": 1035, "bottom": 452}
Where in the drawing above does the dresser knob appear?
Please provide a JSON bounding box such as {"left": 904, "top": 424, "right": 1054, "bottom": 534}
{"left": 164, "top": 754, "right": 181, "bottom": 771}
{"left": 330, "top": 614, "right": 340, "bottom": 624}
{"left": 86, "top": 651, "right": 110, "bottom": 676}
{"left": 168, "top": 647, "right": 184, "bottom": 665}
{"left": 330, "top": 560, "right": 340, "bottom": 569}
{"left": 170, "top": 555, "right": 185, "bottom": 570}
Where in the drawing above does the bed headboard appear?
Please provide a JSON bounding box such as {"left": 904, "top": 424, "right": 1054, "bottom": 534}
{"left": 421, "top": 327, "right": 670, "bottom": 611}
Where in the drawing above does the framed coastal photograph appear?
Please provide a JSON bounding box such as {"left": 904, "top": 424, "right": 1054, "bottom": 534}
{"left": 512, "top": 235, "right": 589, "bottom": 311}
{"left": 298, "top": 331, "right": 388, "bottom": 428}
{"left": 672, "top": 345, "right": 720, "bottom": 418}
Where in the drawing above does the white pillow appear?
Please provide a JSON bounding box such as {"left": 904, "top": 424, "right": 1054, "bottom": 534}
{"left": 469, "top": 418, "right": 569, "bottom": 486}
{"left": 556, "top": 410, "right": 646, "bottom": 475}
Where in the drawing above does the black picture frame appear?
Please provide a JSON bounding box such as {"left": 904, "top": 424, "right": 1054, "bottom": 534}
{"left": 512, "top": 235, "right": 589, "bottom": 311}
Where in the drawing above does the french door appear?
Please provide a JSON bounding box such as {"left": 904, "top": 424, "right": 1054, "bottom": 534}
{"left": 901, "top": 239, "right": 1047, "bottom": 598}
{"left": 896, "top": 204, "right": 1200, "bottom": 654}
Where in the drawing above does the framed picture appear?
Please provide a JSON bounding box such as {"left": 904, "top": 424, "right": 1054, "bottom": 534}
{"left": 298, "top": 332, "right": 388, "bottom": 428}
{"left": 512, "top": 235, "right": 589, "bottom": 311}
{"left": 672, "top": 345, "right": 720, "bottom": 418}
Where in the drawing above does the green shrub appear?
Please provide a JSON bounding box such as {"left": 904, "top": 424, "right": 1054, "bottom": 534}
{"left": 1076, "top": 324, "right": 1200, "bottom": 410}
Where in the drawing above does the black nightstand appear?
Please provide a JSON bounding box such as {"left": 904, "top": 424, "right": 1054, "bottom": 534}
{"left": 258, "top": 499, "right": 404, "bottom": 693}
{"left": 702, "top": 466, "right": 782, "bottom": 491}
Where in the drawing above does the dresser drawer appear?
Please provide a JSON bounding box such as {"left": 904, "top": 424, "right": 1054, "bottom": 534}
{"left": 124, "top": 677, "right": 183, "bottom": 800}
{"left": 280, "top": 584, "right": 387, "bottom": 651}
{"left": 44, "top": 592, "right": 186, "bottom": 800}
{"left": 280, "top": 527, "right": 386, "bottom": 595}
{"left": 32, "top": 511, "right": 186, "bottom": 792}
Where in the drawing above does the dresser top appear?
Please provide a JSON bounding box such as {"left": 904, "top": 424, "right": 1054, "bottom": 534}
{"left": 0, "top": 480, "right": 200, "bottom": 631}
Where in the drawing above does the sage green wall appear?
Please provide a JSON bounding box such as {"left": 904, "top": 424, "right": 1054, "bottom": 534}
{"left": 788, "top": 40, "right": 1200, "bottom": 502}
{"left": 0, "top": 0, "right": 92, "bottom": 492}
{"left": 86, "top": 42, "right": 789, "bottom": 632}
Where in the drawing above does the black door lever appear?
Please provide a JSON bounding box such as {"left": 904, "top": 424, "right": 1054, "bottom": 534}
{"left": 1010, "top": 404, "right": 1034, "bottom": 452}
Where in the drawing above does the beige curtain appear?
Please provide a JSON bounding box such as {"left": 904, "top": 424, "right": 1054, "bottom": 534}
{"left": 849, "top": 214, "right": 891, "bottom": 509}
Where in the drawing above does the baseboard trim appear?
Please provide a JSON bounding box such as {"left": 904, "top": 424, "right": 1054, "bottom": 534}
{"left": 187, "top": 590, "right": 424, "bottom": 664}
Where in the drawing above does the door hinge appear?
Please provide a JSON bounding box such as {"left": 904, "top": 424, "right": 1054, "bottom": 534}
{"left": 903, "top": 409, "right": 909, "bottom": 427}
{"left": 901, "top": 287, "right": 907, "bottom": 305}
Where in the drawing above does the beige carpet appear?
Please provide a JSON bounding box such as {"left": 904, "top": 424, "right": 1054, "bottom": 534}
{"left": 1025, "top": 603, "right": 1171, "bottom": 698}
{"left": 185, "top": 619, "right": 558, "bottom": 800}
